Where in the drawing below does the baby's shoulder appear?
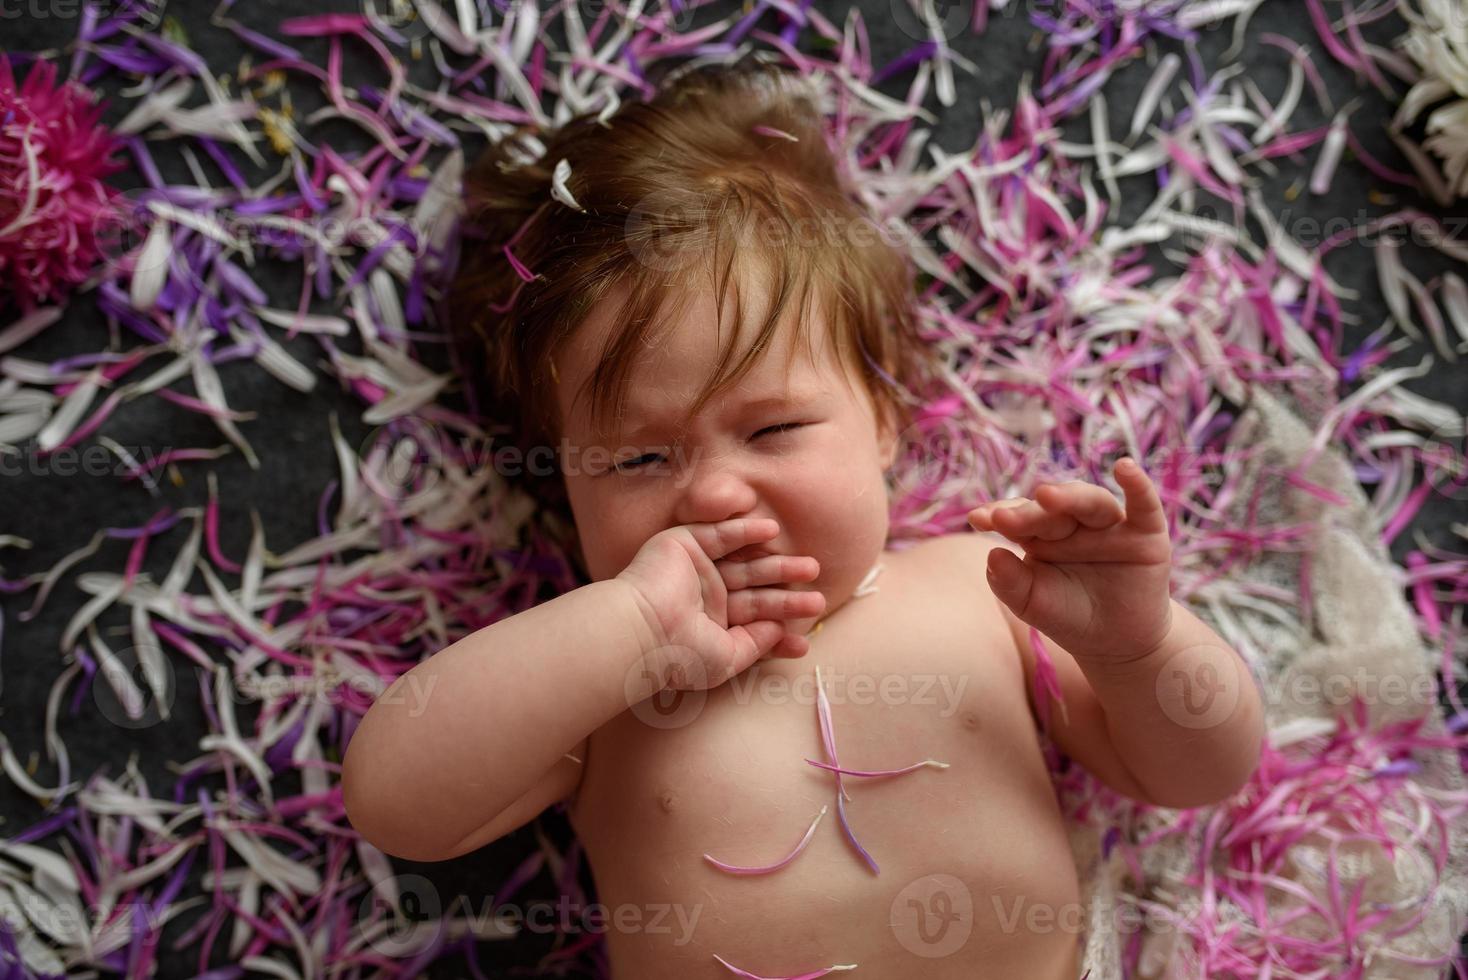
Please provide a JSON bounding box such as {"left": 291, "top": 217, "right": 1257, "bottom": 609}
{"left": 887, "top": 530, "right": 1012, "bottom": 617}
{"left": 899, "top": 529, "right": 1011, "bottom": 579}
{"left": 883, "top": 530, "right": 1025, "bottom": 667}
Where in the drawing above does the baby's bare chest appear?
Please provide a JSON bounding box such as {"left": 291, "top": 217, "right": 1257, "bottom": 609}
{"left": 569, "top": 560, "right": 1085, "bottom": 977}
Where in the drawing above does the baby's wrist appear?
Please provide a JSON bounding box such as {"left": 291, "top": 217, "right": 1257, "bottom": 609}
{"left": 610, "top": 577, "right": 668, "bottom": 661}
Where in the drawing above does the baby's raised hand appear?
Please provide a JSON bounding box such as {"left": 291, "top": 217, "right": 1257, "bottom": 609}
{"left": 967, "top": 458, "right": 1175, "bottom": 664}
{"left": 616, "top": 518, "right": 825, "bottom": 694}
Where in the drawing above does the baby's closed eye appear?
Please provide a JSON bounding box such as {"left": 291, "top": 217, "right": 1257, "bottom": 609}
{"left": 753, "top": 421, "right": 812, "bottom": 438}
{"left": 612, "top": 421, "right": 816, "bottom": 473}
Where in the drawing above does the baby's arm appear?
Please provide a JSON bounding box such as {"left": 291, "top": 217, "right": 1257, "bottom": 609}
{"left": 999, "top": 584, "right": 1264, "bottom": 809}
{"left": 966, "top": 458, "right": 1265, "bottom": 809}
{"left": 341, "top": 578, "right": 661, "bottom": 861}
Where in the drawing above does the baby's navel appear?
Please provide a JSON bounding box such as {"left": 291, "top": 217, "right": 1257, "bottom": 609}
{"left": 658, "top": 790, "right": 678, "bottom": 814}
{"left": 960, "top": 709, "right": 982, "bottom": 732}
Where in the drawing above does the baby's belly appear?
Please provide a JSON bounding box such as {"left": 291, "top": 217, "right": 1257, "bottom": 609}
{"left": 570, "top": 645, "right": 1085, "bottom": 979}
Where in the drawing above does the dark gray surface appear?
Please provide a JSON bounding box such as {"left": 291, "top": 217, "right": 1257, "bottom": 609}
{"left": 3, "top": 1, "right": 1466, "bottom": 977}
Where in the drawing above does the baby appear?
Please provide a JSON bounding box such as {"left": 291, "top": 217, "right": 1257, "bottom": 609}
{"left": 342, "top": 59, "right": 1264, "bottom": 978}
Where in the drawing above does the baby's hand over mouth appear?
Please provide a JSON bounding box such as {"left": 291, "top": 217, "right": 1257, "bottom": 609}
{"left": 617, "top": 518, "right": 825, "bottom": 695}
{"left": 967, "top": 457, "right": 1174, "bottom": 665}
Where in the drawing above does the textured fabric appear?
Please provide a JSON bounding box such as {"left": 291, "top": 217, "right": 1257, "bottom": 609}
{"left": 1065, "top": 384, "right": 1467, "bottom": 979}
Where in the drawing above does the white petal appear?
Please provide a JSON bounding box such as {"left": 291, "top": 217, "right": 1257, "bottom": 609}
{"left": 551, "top": 158, "right": 584, "bottom": 212}
{"left": 361, "top": 376, "right": 451, "bottom": 424}
{"left": 0, "top": 306, "right": 64, "bottom": 356}
{"left": 191, "top": 351, "right": 261, "bottom": 468}
{"left": 59, "top": 574, "right": 125, "bottom": 653}
{"left": 253, "top": 307, "right": 351, "bottom": 336}
{"left": 35, "top": 369, "right": 101, "bottom": 452}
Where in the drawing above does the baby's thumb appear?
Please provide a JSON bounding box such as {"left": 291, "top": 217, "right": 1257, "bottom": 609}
{"left": 986, "top": 547, "right": 1035, "bottom": 615}
{"left": 988, "top": 549, "right": 1093, "bottom": 648}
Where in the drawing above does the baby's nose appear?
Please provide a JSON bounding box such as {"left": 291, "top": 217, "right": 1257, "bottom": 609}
{"left": 671, "top": 454, "right": 760, "bottom": 527}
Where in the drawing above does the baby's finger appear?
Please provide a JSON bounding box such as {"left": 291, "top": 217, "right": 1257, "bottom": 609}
{"left": 732, "top": 621, "right": 788, "bottom": 663}
{"left": 970, "top": 498, "right": 1077, "bottom": 542}
{"left": 966, "top": 498, "right": 1033, "bottom": 532}
{"left": 727, "top": 586, "right": 826, "bottom": 625}
{"left": 1116, "top": 458, "right": 1167, "bottom": 534}
{"left": 718, "top": 554, "right": 820, "bottom": 591}
{"left": 761, "top": 630, "right": 811, "bottom": 660}
{"left": 1034, "top": 482, "right": 1125, "bottom": 529}
{"left": 692, "top": 517, "right": 781, "bottom": 562}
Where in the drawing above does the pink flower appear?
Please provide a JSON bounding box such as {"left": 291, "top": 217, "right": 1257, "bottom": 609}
{"left": 0, "top": 54, "right": 128, "bottom": 313}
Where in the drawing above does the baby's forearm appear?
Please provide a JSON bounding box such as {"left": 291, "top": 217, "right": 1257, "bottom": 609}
{"left": 1078, "top": 599, "right": 1265, "bottom": 809}
{"left": 341, "top": 577, "right": 660, "bottom": 860}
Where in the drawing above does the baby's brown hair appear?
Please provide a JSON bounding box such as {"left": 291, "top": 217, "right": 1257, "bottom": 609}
{"left": 446, "top": 54, "right": 927, "bottom": 511}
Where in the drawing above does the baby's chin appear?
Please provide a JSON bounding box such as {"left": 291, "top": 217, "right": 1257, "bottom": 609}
{"left": 785, "top": 580, "right": 852, "bottom": 639}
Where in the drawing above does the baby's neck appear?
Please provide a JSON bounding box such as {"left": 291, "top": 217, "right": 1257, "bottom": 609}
{"left": 803, "top": 559, "right": 885, "bottom": 639}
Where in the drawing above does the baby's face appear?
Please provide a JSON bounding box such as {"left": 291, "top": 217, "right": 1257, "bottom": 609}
{"left": 553, "top": 278, "right": 899, "bottom": 635}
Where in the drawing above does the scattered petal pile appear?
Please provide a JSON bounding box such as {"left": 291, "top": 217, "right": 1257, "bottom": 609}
{"left": 0, "top": 0, "right": 1465, "bottom": 978}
